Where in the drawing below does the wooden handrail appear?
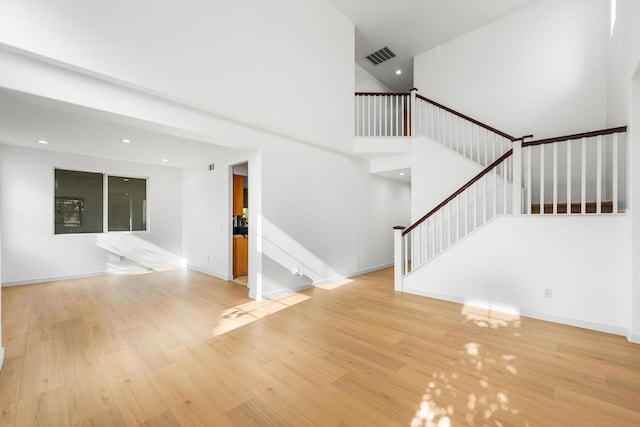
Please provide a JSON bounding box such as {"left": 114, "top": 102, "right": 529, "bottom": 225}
{"left": 403, "top": 149, "right": 514, "bottom": 236}
{"left": 403, "top": 125, "right": 628, "bottom": 237}
{"left": 354, "top": 92, "right": 533, "bottom": 142}
{"left": 522, "top": 126, "right": 627, "bottom": 147}
{"left": 415, "top": 94, "right": 518, "bottom": 141}
{"left": 355, "top": 92, "right": 411, "bottom": 97}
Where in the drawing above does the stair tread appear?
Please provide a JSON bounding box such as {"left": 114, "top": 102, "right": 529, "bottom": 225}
{"left": 530, "top": 201, "right": 613, "bottom": 214}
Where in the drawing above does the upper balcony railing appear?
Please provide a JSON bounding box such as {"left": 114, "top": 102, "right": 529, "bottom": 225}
{"left": 355, "top": 90, "right": 531, "bottom": 167}
{"left": 355, "top": 92, "right": 412, "bottom": 137}
{"left": 522, "top": 127, "right": 628, "bottom": 215}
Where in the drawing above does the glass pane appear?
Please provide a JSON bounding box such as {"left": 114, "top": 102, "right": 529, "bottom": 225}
{"left": 108, "top": 176, "right": 147, "bottom": 232}
{"left": 54, "top": 169, "right": 104, "bottom": 234}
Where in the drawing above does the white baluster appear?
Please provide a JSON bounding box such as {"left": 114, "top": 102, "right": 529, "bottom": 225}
{"left": 383, "top": 95, "right": 388, "bottom": 136}
{"left": 526, "top": 147, "right": 532, "bottom": 214}
{"left": 435, "top": 108, "right": 440, "bottom": 142}
{"left": 448, "top": 203, "right": 452, "bottom": 249}
{"left": 567, "top": 140, "right": 572, "bottom": 215}
{"left": 473, "top": 183, "right": 478, "bottom": 230}
{"left": 492, "top": 133, "right": 496, "bottom": 164}
{"left": 455, "top": 196, "right": 460, "bottom": 243}
{"left": 512, "top": 140, "right": 522, "bottom": 215}
{"left": 503, "top": 161, "right": 508, "bottom": 215}
{"left": 437, "top": 211, "right": 442, "bottom": 254}
{"left": 596, "top": 135, "right": 602, "bottom": 214}
{"left": 613, "top": 133, "right": 619, "bottom": 213}
{"left": 540, "top": 145, "right": 545, "bottom": 215}
{"left": 427, "top": 216, "right": 432, "bottom": 258}
{"left": 355, "top": 95, "right": 359, "bottom": 136}
{"left": 581, "top": 137, "right": 587, "bottom": 214}
{"left": 484, "top": 129, "right": 488, "bottom": 167}
{"left": 462, "top": 121, "right": 467, "bottom": 158}
{"left": 493, "top": 168, "right": 498, "bottom": 217}
{"left": 427, "top": 103, "right": 432, "bottom": 138}
{"left": 366, "top": 95, "right": 371, "bottom": 136}
{"left": 373, "top": 96, "right": 383, "bottom": 136}
{"left": 410, "top": 90, "right": 416, "bottom": 137}
{"left": 467, "top": 190, "right": 472, "bottom": 236}
{"left": 394, "top": 226, "right": 405, "bottom": 289}
{"left": 455, "top": 116, "right": 460, "bottom": 154}
{"left": 404, "top": 233, "right": 409, "bottom": 274}
{"left": 553, "top": 142, "right": 558, "bottom": 215}
{"left": 450, "top": 113, "right": 454, "bottom": 150}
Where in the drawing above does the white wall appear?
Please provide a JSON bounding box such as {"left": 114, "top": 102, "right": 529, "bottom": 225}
{"left": 355, "top": 64, "right": 392, "bottom": 92}
{"left": 0, "top": 145, "right": 183, "bottom": 285}
{"left": 181, "top": 133, "right": 411, "bottom": 299}
{"left": 0, "top": 144, "right": 3, "bottom": 366}
{"left": 0, "top": 0, "right": 355, "bottom": 153}
{"left": 409, "top": 137, "right": 484, "bottom": 222}
{"left": 403, "top": 215, "right": 630, "bottom": 335}
{"left": 257, "top": 137, "right": 410, "bottom": 298}
{"left": 414, "top": 0, "right": 608, "bottom": 139}
{"left": 606, "top": 0, "right": 640, "bottom": 342}
{"left": 182, "top": 148, "right": 249, "bottom": 280}
{"left": 607, "top": 0, "right": 640, "bottom": 127}
{"left": 629, "top": 74, "right": 640, "bottom": 343}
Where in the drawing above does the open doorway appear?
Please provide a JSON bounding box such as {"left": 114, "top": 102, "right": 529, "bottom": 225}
{"left": 231, "top": 162, "right": 248, "bottom": 286}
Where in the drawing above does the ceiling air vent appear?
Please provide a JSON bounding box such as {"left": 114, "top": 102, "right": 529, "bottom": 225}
{"left": 365, "top": 46, "right": 396, "bottom": 66}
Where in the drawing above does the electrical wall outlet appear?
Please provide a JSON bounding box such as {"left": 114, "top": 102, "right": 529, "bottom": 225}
{"left": 544, "top": 288, "right": 553, "bottom": 298}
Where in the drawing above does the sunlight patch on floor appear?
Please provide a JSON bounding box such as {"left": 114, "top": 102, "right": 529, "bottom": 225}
{"left": 315, "top": 278, "right": 353, "bottom": 290}
{"left": 212, "top": 292, "right": 310, "bottom": 336}
{"left": 412, "top": 301, "right": 523, "bottom": 426}
{"left": 461, "top": 299, "right": 521, "bottom": 330}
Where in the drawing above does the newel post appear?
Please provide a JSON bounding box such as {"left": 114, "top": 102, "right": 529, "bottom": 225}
{"left": 410, "top": 88, "right": 418, "bottom": 137}
{"left": 512, "top": 139, "right": 523, "bottom": 214}
{"left": 393, "top": 226, "right": 406, "bottom": 292}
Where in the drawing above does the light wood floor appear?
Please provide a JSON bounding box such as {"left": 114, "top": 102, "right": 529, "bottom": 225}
{"left": 1, "top": 268, "right": 639, "bottom": 426}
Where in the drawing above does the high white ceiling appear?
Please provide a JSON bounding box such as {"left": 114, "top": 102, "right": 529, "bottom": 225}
{"left": 0, "top": 1, "right": 541, "bottom": 177}
{"left": 329, "top": 0, "right": 540, "bottom": 91}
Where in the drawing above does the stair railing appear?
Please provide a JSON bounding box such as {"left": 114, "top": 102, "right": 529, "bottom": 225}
{"left": 414, "top": 94, "right": 530, "bottom": 167}
{"left": 522, "top": 126, "right": 628, "bottom": 215}
{"left": 393, "top": 126, "right": 628, "bottom": 288}
{"left": 355, "top": 92, "right": 412, "bottom": 137}
{"left": 355, "top": 90, "right": 531, "bottom": 167}
{"left": 395, "top": 148, "right": 516, "bottom": 280}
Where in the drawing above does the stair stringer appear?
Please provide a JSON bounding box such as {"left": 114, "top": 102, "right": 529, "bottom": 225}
{"left": 401, "top": 214, "right": 629, "bottom": 336}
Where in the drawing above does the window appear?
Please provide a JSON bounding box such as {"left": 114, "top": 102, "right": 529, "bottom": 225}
{"left": 54, "top": 169, "right": 147, "bottom": 234}
{"left": 108, "top": 176, "right": 147, "bottom": 232}
{"left": 55, "top": 169, "right": 104, "bottom": 234}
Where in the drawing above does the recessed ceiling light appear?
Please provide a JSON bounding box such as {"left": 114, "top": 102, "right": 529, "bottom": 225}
{"left": 37, "top": 139, "right": 49, "bottom": 144}
{"left": 161, "top": 158, "right": 169, "bottom": 162}
{"left": 123, "top": 178, "right": 129, "bottom": 182}
{"left": 121, "top": 139, "right": 132, "bottom": 143}
{"left": 395, "top": 69, "right": 402, "bottom": 75}
{"left": 399, "top": 172, "right": 405, "bottom": 176}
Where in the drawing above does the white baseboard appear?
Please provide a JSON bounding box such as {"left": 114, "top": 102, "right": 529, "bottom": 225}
{"left": 187, "top": 265, "right": 232, "bottom": 281}
{"left": 628, "top": 332, "right": 640, "bottom": 344}
{"left": 312, "top": 262, "right": 394, "bottom": 287}
{"left": 1, "top": 271, "right": 109, "bottom": 287}
{"left": 257, "top": 263, "right": 393, "bottom": 300}
{"left": 402, "top": 286, "right": 628, "bottom": 338}
{"left": 346, "top": 262, "right": 394, "bottom": 279}
{"left": 2, "top": 265, "right": 193, "bottom": 288}
{"left": 261, "top": 283, "right": 314, "bottom": 300}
